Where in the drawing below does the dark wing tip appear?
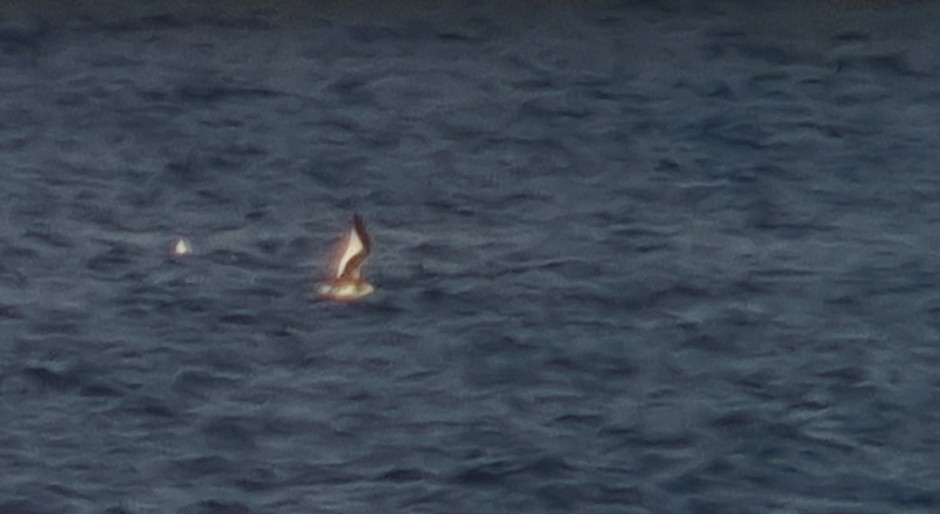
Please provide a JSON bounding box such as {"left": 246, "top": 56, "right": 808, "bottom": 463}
{"left": 353, "top": 213, "right": 371, "bottom": 253}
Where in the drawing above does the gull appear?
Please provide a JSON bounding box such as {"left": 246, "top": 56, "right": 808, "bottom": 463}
{"left": 317, "top": 214, "right": 374, "bottom": 301}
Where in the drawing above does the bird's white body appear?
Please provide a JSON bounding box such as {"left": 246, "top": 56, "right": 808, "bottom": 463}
{"left": 317, "top": 281, "right": 374, "bottom": 300}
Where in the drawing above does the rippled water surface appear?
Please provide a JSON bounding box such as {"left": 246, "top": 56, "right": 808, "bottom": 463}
{"left": 2, "top": 1, "right": 940, "bottom": 512}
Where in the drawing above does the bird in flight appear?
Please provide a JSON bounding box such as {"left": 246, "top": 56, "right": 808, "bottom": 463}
{"left": 317, "top": 214, "right": 374, "bottom": 301}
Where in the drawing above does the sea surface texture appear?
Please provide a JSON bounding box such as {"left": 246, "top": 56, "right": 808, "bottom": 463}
{"left": 1, "top": 1, "right": 939, "bottom": 512}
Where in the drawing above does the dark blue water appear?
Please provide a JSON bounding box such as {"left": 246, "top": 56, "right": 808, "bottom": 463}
{"left": 2, "top": 1, "right": 940, "bottom": 512}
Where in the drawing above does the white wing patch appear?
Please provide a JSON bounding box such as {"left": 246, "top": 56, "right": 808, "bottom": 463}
{"left": 334, "top": 225, "right": 365, "bottom": 278}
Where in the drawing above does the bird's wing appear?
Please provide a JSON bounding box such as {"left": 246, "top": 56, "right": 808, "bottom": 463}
{"left": 333, "top": 214, "right": 370, "bottom": 279}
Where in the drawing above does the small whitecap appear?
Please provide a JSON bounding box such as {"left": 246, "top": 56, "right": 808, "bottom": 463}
{"left": 172, "top": 236, "right": 192, "bottom": 258}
